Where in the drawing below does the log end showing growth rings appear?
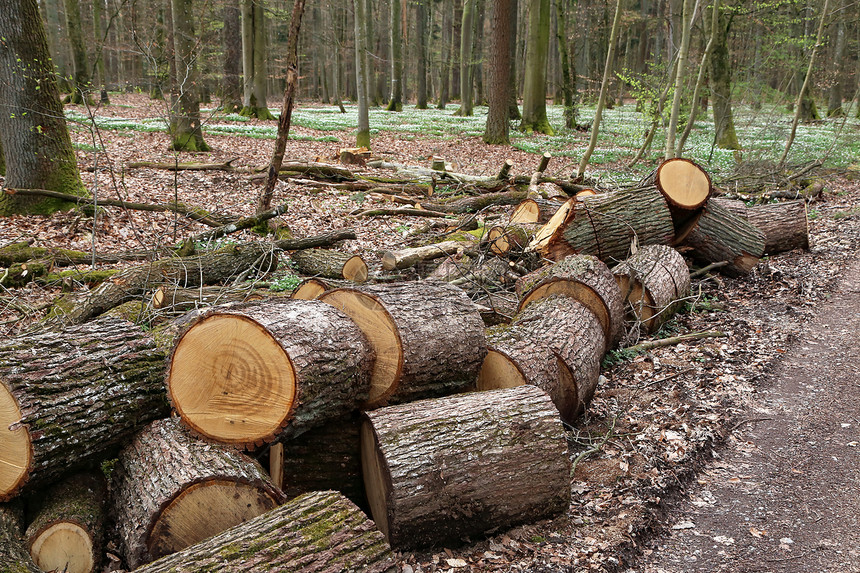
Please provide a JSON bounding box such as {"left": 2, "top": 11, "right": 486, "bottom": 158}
{"left": 28, "top": 523, "right": 93, "bottom": 573}
{"left": 656, "top": 158, "right": 712, "bottom": 210}
{"left": 0, "top": 383, "right": 31, "bottom": 500}
{"left": 168, "top": 314, "right": 296, "bottom": 446}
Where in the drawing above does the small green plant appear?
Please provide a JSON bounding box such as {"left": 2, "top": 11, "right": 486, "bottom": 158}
{"left": 350, "top": 192, "right": 367, "bottom": 205}
{"left": 269, "top": 273, "right": 302, "bottom": 292}
{"left": 601, "top": 347, "right": 645, "bottom": 368}
{"left": 808, "top": 209, "right": 819, "bottom": 220}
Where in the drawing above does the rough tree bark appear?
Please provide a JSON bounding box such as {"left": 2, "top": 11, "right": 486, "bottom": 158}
{"left": 483, "top": 0, "right": 514, "bottom": 144}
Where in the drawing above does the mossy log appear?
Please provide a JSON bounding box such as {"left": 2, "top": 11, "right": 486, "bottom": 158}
{"left": 290, "top": 248, "right": 368, "bottom": 282}
{"left": 381, "top": 238, "right": 477, "bottom": 271}
{"left": 0, "top": 241, "right": 154, "bottom": 268}
{"left": 515, "top": 255, "right": 624, "bottom": 349}
{"left": 25, "top": 473, "right": 106, "bottom": 573}
{"left": 529, "top": 187, "right": 675, "bottom": 263}
{"left": 0, "top": 503, "right": 40, "bottom": 573}
{"left": 613, "top": 245, "right": 691, "bottom": 334}
{"left": 167, "top": 298, "right": 373, "bottom": 448}
{"left": 0, "top": 316, "right": 170, "bottom": 502}
{"left": 131, "top": 491, "right": 395, "bottom": 573}
{"left": 113, "top": 418, "right": 285, "bottom": 569}
{"left": 361, "top": 386, "right": 570, "bottom": 549}
{"left": 319, "top": 282, "right": 487, "bottom": 408}
{"left": 679, "top": 200, "right": 766, "bottom": 276}
{"left": 0, "top": 260, "right": 50, "bottom": 288}
{"left": 710, "top": 198, "right": 809, "bottom": 255}
{"left": 479, "top": 296, "right": 605, "bottom": 422}
{"left": 640, "top": 158, "right": 712, "bottom": 227}
{"left": 51, "top": 242, "right": 278, "bottom": 325}
{"left": 279, "top": 413, "right": 367, "bottom": 511}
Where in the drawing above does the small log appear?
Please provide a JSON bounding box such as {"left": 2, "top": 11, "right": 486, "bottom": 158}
{"left": 0, "top": 503, "right": 40, "bottom": 573}
{"left": 497, "top": 159, "right": 514, "bottom": 180}
{"left": 113, "top": 418, "right": 285, "bottom": 569}
{"left": 381, "top": 238, "right": 477, "bottom": 271}
{"left": 510, "top": 197, "right": 565, "bottom": 224}
{"left": 449, "top": 256, "right": 520, "bottom": 289}
{"left": 151, "top": 285, "right": 268, "bottom": 310}
{"left": 515, "top": 254, "right": 624, "bottom": 349}
{"left": 643, "top": 158, "right": 712, "bottom": 226}
{"left": 679, "top": 200, "right": 766, "bottom": 276}
{"left": 421, "top": 189, "right": 528, "bottom": 214}
{"left": 279, "top": 413, "right": 367, "bottom": 511}
{"left": 126, "top": 159, "right": 239, "bottom": 171}
{"left": 537, "top": 151, "right": 552, "bottom": 173}
{"left": 339, "top": 146, "right": 371, "bottom": 166}
{"left": 25, "top": 473, "right": 106, "bottom": 573}
{"left": 0, "top": 316, "right": 170, "bottom": 501}
{"left": 290, "top": 248, "right": 368, "bottom": 282}
{"left": 486, "top": 224, "right": 540, "bottom": 256}
{"left": 131, "top": 491, "right": 394, "bottom": 573}
{"left": 167, "top": 298, "right": 373, "bottom": 448}
{"left": 0, "top": 260, "right": 50, "bottom": 288}
{"left": 529, "top": 187, "right": 676, "bottom": 263}
{"left": 710, "top": 198, "right": 809, "bottom": 255}
{"left": 353, "top": 206, "right": 451, "bottom": 218}
{"left": 0, "top": 242, "right": 154, "bottom": 267}
{"left": 613, "top": 245, "right": 691, "bottom": 334}
{"left": 361, "top": 385, "right": 570, "bottom": 549}
{"left": 186, "top": 201, "right": 289, "bottom": 246}
{"left": 319, "top": 282, "right": 487, "bottom": 407}
{"left": 479, "top": 296, "right": 604, "bottom": 422}
{"left": 290, "top": 277, "right": 329, "bottom": 300}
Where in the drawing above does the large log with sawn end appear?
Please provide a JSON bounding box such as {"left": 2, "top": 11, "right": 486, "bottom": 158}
{"left": 0, "top": 503, "right": 40, "bottom": 573}
{"left": 613, "top": 245, "right": 691, "bottom": 334}
{"left": 0, "top": 316, "right": 170, "bottom": 502}
{"left": 361, "top": 385, "right": 570, "bottom": 549}
{"left": 479, "top": 296, "right": 605, "bottom": 422}
{"left": 319, "top": 282, "right": 487, "bottom": 408}
{"left": 643, "top": 158, "right": 712, "bottom": 226}
{"left": 113, "top": 418, "right": 285, "bottom": 569}
{"left": 25, "top": 473, "right": 106, "bottom": 573}
{"left": 710, "top": 198, "right": 809, "bottom": 255}
{"left": 167, "top": 298, "right": 373, "bottom": 448}
{"left": 515, "top": 254, "right": 624, "bottom": 349}
{"left": 132, "top": 491, "right": 395, "bottom": 573}
{"left": 529, "top": 187, "right": 675, "bottom": 263}
{"left": 679, "top": 200, "right": 766, "bottom": 276}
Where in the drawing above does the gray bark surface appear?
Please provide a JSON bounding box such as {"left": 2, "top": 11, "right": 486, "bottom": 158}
{"left": 0, "top": 503, "right": 40, "bottom": 573}
{"left": 682, "top": 201, "right": 766, "bottom": 276}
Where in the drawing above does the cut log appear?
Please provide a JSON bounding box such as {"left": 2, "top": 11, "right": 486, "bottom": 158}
{"left": 151, "top": 285, "right": 269, "bottom": 310}
{"left": 679, "top": 200, "right": 766, "bottom": 276}
{"left": 0, "top": 503, "right": 41, "bottom": 573}
{"left": 613, "top": 245, "right": 691, "bottom": 334}
{"left": 0, "top": 241, "right": 154, "bottom": 267}
{"left": 515, "top": 255, "right": 624, "bottom": 349}
{"left": 479, "top": 296, "right": 604, "bottom": 422}
{"left": 0, "top": 316, "right": 170, "bottom": 501}
{"left": 339, "top": 146, "right": 371, "bottom": 166}
{"left": 711, "top": 198, "right": 809, "bottom": 255}
{"left": 529, "top": 187, "right": 676, "bottom": 263}
{"left": 497, "top": 159, "right": 514, "bottom": 180}
{"left": 290, "top": 248, "right": 368, "bottom": 283}
{"left": 131, "top": 491, "right": 394, "bottom": 573}
{"left": 645, "top": 158, "right": 712, "bottom": 225}
{"left": 113, "top": 418, "right": 286, "bottom": 569}
{"left": 279, "top": 413, "right": 367, "bottom": 511}
{"left": 0, "top": 260, "right": 50, "bottom": 288}
{"left": 381, "top": 238, "right": 477, "bottom": 271}
{"left": 167, "top": 298, "right": 373, "bottom": 448}
{"left": 510, "top": 197, "right": 564, "bottom": 224}
{"left": 486, "top": 224, "right": 540, "bottom": 256}
{"left": 421, "top": 189, "right": 527, "bottom": 214}
{"left": 290, "top": 277, "right": 328, "bottom": 299}
{"left": 319, "top": 282, "right": 487, "bottom": 408}
{"left": 361, "top": 385, "right": 570, "bottom": 549}
{"left": 25, "top": 473, "right": 106, "bottom": 573}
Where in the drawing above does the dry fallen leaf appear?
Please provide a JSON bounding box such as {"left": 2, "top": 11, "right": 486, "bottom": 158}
{"left": 749, "top": 527, "right": 767, "bottom": 538}
{"left": 446, "top": 558, "right": 468, "bottom": 568}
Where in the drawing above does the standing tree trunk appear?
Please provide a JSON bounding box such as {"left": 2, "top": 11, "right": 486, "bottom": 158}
{"left": 240, "top": 0, "right": 274, "bottom": 119}
{"left": 0, "top": 0, "right": 87, "bottom": 215}
{"left": 709, "top": 5, "right": 740, "bottom": 150}
{"left": 520, "top": 0, "right": 553, "bottom": 134}
{"left": 677, "top": 0, "right": 720, "bottom": 156}
{"left": 483, "top": 0, "right": 515, "bottom": 144}
{"left": 415, "top": 0, "right": 428, "bottom": 108}
{"left": 169, "top": 0, "right": 209, "bottom": 151}
{"left": 827, "top": 0, "right": 846, "bottom": 117}
{"left": 63, "top": 0, "right": 92, "bottom": 104}
{"left": 222, "top": 0, "right": 243, "bottom": 112}
{"left": 456, "top": 0, "right": 476, "bottom": 115}
{"left": 437, "top": 0, "right": 453, "bottom": 109}
{"left": 508, "top": 0, "right": 521, "bottom": 119}
{"left": 91, "top": 0, "right": 110, "bottom": 104}
{"left": 354, "top": 0, "right": 371, "bottom": 147}
{"left": 386, "top": 0, "right": 404, "bottom": 111}
{"left": 554, "top": 0, "right": 577, "bottom": 129}
{"left": 664, "top": 0, "right": 694, "bottom": 158}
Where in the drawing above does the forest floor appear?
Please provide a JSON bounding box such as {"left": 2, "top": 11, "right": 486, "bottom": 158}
{"left": 2, "top": 94, "right": 860, "bottom": 572}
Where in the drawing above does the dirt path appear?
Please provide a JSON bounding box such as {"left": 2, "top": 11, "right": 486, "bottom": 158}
{"left": 631, "top": 257, "right": 860, "bottom": 572}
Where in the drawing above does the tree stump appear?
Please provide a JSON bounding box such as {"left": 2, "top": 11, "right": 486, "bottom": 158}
{"left": 479, "top": 296, "right": 605, "bottom": 422}
{"left": 0, "top": 503, "right": 40, "bottom": 573}
{"left": 290, "top": 248, "right": 368, "bottom": 282}
{"left": 515, "top": 254, "right": 624, "bottom": 349}
{"left": 613, "top": 245, "right": 691, "bottom": 334}
{"left": 529, "top": 187, "right": 675, "bottom": 263}
{"left": 643, "top": 158, "right": 712, "bottom": 226}
{"left": 361, "top": 386, "right": 570, "bottom": 549}
{"left": 318, "top": 282, "right": 487, "bottom": 408}
{"left": 679, "top": 200, "right": 766, "bottom": 276}
{"left": 167, "top": 298, "right": 373, "bottom": 448}
{"left": 0, "top": 316, "right": 170, "bottom": 501}
{"left": 132, "top": 491, "right": 395, "bottom": 573}
{"left": 112, "top": 418, "right": 286, "bottom": 569}
{"left": 25, "top": 473, "right": 106, "bottom": 573}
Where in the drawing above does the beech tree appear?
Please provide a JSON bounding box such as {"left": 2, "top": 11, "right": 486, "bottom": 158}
{"left": 387, "top": 0, "right": 404, "bottom": 111}
{"left": 222, "top": 0, "right": 243, "bottom": 113}
{"left": 169, "top": 0, "right": 209, "bottom": 151}
{"left": 456, "top": 0, "right": 476, "bottom": 116}
{"left": 520, "top": 0, "right": 553, "bottom": 134}
{"left": 354, "top": 0, "right": 371, "bottom": 148}
{"left": 63, "top": 0, "right": 93, "bottom": 103}
{"left": 0, "top": 0, "right": 88, "bottom": 215}
{"left": 241, "top": 0, "right": 274, "bottom": 119}
{"left": 483, "top": 0, "right": 515, "bottom": 144}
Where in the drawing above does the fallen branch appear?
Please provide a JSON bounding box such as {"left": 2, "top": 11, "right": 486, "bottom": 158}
{"left": 622, "top": 330, "right": 727, "bottom": 354}
{"left": 273, "top": 228, "right": 357, "bottom": 250}
{"left": 351, "top": 207, "right": 451, "bottom": 218}
{"left": 125, "top": 158, "right": 239, "bottom": 171}
{"left": 188, "top": 202, "right": 290, "bottom": 245}
{"left": 690, "top": 261, "right": 729, "bottom": 278}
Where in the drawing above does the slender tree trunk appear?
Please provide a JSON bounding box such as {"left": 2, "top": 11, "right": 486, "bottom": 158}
{"left": 387, "top": 0, "right": 404, "bottom": 110}
{"left": 169, "top": 0, "right": 209, "bottom": 151}
{"left": 354, "top": 0, "right": 371, "bottom": 147}
{"left": 664, "top": 0, "right": 694, "bottom": 159}
{"left": 415, "top": 0, "right": 428, "bottom": 108}
{"left": 827, "top": 0, "right": 846, "bottom": 117}
{"left": 0, "top": 0, "right": 87, "bottom": 215}
{"left": 456, "top": 0, "right": 476, "bottom": 115}
{"left": 677, "top": 0, "right": 719, "bottom": 156}
{"left": 576, "top": 0, "right": 623, "bottom": 177}
{"left": 520, "top": 0, "right": 553, "bottom": 134}
{"left": 240, "top": 0, "right": 274, "bottom": 119}
{"left": 709, "top": 5, "right": 740, "bottom": 151}
{"left": 472, "top": 0, "right": 486, "bottom": 106}
{"left": 437, "top": 0, "right": 453, "bottom": 109}
{"left": 554, "top": 0, "right": 577, "bottom": 129}
{"left": 42, "top": 0, "right": 72, "bottom": 92}
{"left": 222, "top": 0, "right": 243, "bottom": 112}
{"left": 328, "top": 0, "right": 347, "bottom": 112}
{"left": 508, "top": 0, "right": 521, "bottom": 119}
{"left": 92, "top": 0, "right": 110, "bottom": 104}
{"left": 483, "top": 0, "right": 514, "bottom": 144}
{"left": 63, "top": 0, "right": 92, "bottom": 103}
